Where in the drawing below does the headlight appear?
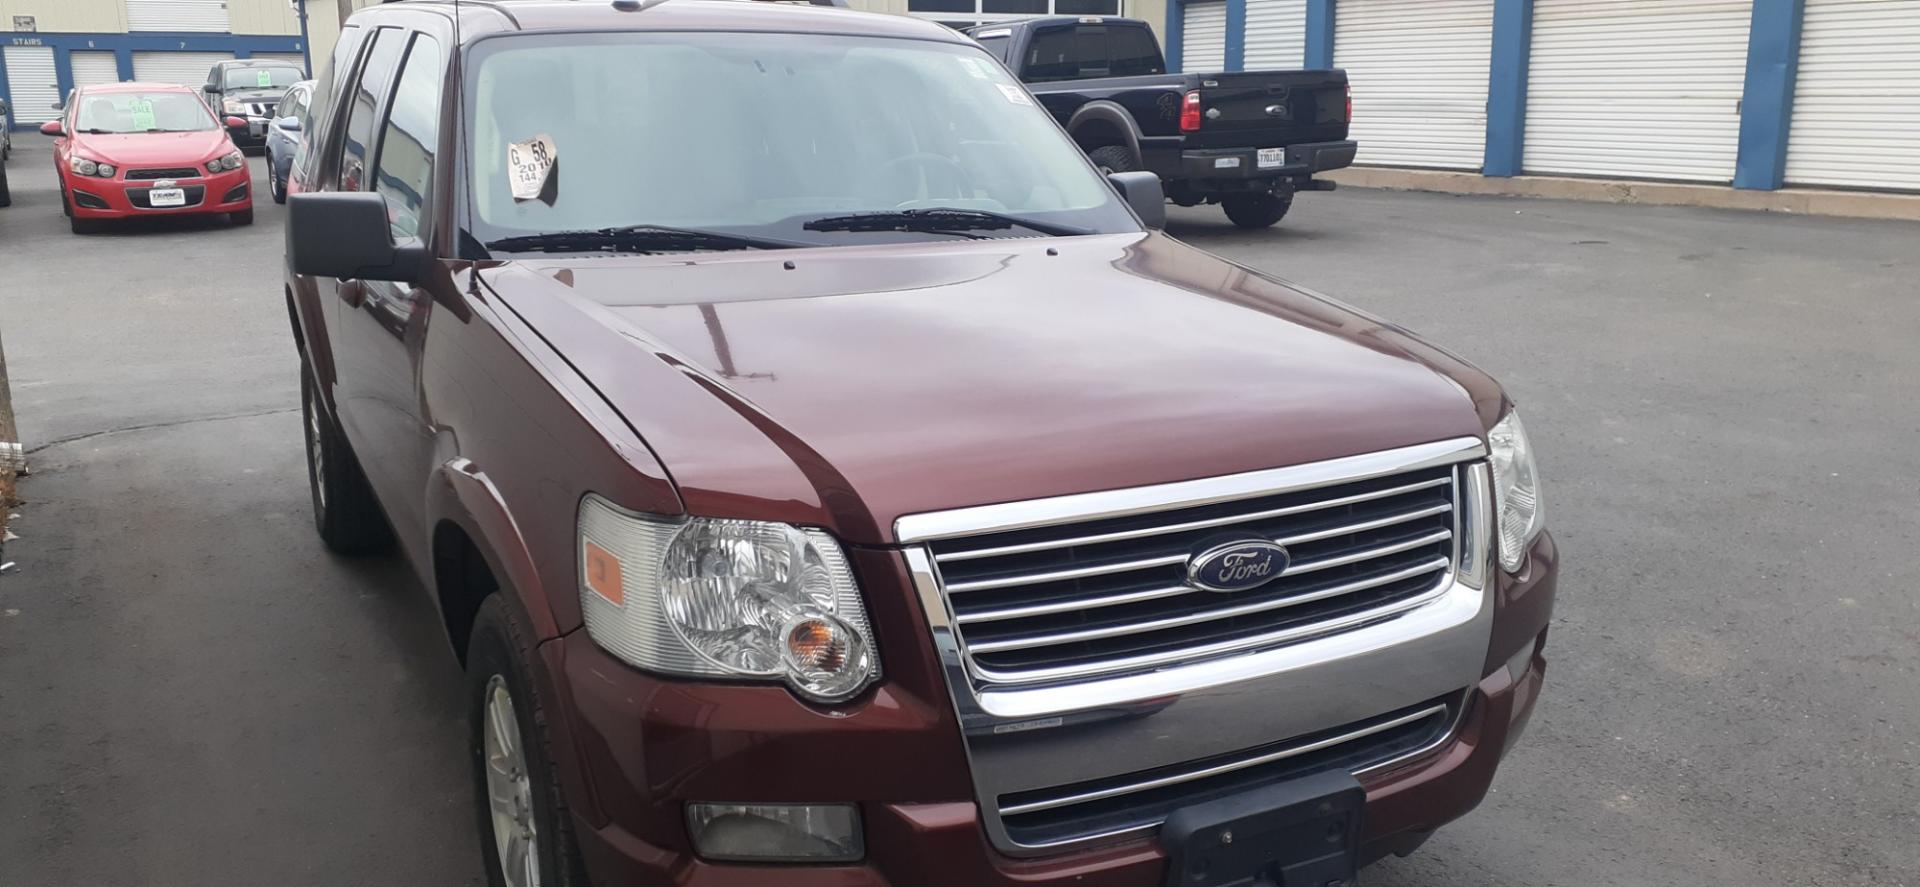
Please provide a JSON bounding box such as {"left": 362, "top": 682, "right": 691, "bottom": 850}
{"left": 69, "top": 156, "right": 98, "bottom": 176}
{"left": 577, "top": 495, "right": 878, "bottom": 703}
{"left": 222, "top": 99, "right": 245, "bottom": 114}
{"left": 95, "top": 163, "right": 116, "bottom": 177}
{"left": 1488, "top": 410, "right": 1544, "bottom": 572}
{"left": 208, "top": 151, "right": 244, "bottom": 173}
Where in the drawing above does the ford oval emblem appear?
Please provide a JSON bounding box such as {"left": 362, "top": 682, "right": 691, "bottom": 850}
{"left": 1186, "top": 537, "right": 1290, "bottom": 593}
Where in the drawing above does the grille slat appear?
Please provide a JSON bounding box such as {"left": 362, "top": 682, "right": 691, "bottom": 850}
{"left": 928, "top": 465, "right": 1461, "bottom": 684}
{"left": 934, "top": 475, "right": 1453, "bottom": 563}
{"left": 964, "top": 556, "right": 1450, "bottom": 654}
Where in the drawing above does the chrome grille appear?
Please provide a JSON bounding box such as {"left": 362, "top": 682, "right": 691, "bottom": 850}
{"left": 928, "top": 464, "right": 1460, "bottom": 684}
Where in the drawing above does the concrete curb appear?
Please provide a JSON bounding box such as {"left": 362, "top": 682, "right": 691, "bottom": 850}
{"left": 1322, "top": 167, "right": 1920, "bottom": 223}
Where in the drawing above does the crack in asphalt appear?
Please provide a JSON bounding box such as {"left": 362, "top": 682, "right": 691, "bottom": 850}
{"left": 25, "top": 407, "right": 301, "bottom": 455}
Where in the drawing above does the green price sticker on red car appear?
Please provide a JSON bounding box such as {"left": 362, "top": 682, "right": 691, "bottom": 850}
{"left": 130, "top": 99, "right": 155, "bottom": 131}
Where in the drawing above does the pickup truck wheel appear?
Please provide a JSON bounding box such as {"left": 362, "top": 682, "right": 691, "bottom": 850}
{"left": 467, "top": 595, "right": 589, "bottom": 887}
{"left": 302, "top": 370, "right": 394, "bottom": 554}
{"left": 1221, "top": 192, "right": 1293, "bottom": 229}
{"left": 1088, "top": 145, "right": 1138, "bottom": 175}
{"left": 0, "top": 163, "right": 10, "bottom": 209}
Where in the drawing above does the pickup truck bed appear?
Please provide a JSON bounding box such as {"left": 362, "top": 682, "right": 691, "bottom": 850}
{"left": 970, "top": 17, "right": 1356, "bottom": 228}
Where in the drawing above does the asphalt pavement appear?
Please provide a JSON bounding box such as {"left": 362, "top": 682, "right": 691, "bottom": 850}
{"left": 2, "top": 140, "right": 1916, "bottom": 886}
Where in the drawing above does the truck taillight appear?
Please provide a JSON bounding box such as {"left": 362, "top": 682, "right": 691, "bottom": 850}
{"left": 1180, "top": 91, "right": 1202, "bottom": 132}
{"left": 1345, "top": 84, "right": 1353, "bottom": 122}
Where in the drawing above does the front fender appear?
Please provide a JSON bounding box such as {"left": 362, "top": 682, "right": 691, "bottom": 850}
{"left": 425, "top": 457, "right": 561, "bottom": 642}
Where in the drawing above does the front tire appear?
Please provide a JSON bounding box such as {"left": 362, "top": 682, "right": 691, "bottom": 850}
{"left": 467, "top": 595, "right": 589, "bottom": 887}
{"left": 271, "top": 166, "right": 287, "bottom": 204}
{"left": 1221, "top": 192, "right": 1293, "bottom": 229}
{"left": 231, "top": 207, "right": 255, "bottom": 226}
{"left": 301, "top": 369, "right": 393, "bottom": 554}
{"left": 69, "top": 214, "right": 101, "bottom": 235}
{"left": 0, "top": 163, "right": 11, "bottom": 209}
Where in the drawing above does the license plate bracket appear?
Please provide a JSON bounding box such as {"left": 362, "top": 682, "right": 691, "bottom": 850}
{"left": 148, "top": 188, "right": 187, "bottom": 207}
{"left": 1257, "top": 147, "right": 1287, "bottom": 169}
{"left": 1160, "top": 771, "right": 1364, "bottom": 887}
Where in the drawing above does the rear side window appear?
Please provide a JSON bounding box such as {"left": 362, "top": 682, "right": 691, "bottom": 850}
{"left": 337, "top": 28, "right": 406, "bottom": 192}
{"left": 1022, "top": 26, "right": 1080, "bottom": 82}
{"left": 373, "top": 35, "right": 444, "bottom": 241}
{"left": 1108, "top": 27, "right": 1164, "bottom": 77}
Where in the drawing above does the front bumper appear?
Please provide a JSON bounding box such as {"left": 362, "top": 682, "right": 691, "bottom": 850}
{"left": 68, "top": 166, "right": 253, "bottom": 219}
{"left": 549, "top": 531, "right": 1557, "bottom": 887}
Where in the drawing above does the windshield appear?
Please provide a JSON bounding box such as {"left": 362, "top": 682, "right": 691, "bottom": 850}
{"left": 226, "top": 66, "right": 303, "bottom": 90}
{"left": 466, "top": 32, "right": 1138, "bottom": 250}
{"left": 74, "top": 91, "right": 216, "bottom": 134}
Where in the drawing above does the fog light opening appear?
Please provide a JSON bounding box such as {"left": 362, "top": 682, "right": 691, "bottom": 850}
{"left": 686, "top": 803, "right": 864, "bottom": 863}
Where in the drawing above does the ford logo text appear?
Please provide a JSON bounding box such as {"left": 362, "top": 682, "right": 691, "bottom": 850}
{"left": 1186, "top": 538, "right": 1291, "bottom": 593}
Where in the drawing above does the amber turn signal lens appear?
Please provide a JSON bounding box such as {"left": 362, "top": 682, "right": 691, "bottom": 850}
{"left": 785, "top": 618, "right": 848, "bottom": 672}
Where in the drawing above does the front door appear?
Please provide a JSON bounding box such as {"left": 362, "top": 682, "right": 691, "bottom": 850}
{"left": 326, "top": 27, "right": 446, "bottom": 562}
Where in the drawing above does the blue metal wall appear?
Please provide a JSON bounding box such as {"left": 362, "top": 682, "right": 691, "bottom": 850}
{"left": 2, "top": 31, "right": 308, "bottom": 130}
{"left": 1139, "top": 0, "right": 1832, "bottom": 191}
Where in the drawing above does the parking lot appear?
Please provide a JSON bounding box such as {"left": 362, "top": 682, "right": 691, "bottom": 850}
{"left": 1, "top": 138, "right": 1917, "bottom": 886}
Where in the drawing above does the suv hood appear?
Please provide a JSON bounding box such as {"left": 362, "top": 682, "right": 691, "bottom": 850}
{"left": 485, "top": 233, "right": 1503, "bottom": 544}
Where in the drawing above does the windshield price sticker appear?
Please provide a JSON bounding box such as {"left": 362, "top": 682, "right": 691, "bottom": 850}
{"left": 130, "top": 99, "right": 156, "bottom": 132}
{"left": 256, "top": 69, "right": 273, "bottom": 87}
{"left": 508, "top": 134, "right": 557, "bottom": 202}
{"left": 996, "top": 83, "right": 1033, "bottom": 106}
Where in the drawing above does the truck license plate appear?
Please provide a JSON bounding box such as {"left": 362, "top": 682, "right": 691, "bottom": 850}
{"left": 1160, "top": 771, "right": 1363, "bottom": 887}
{"left": 1257, "top": 148, "right": 1286, "bottom": 169}
{"left": 148, "top": 188, "right": 187, "bottom": 207}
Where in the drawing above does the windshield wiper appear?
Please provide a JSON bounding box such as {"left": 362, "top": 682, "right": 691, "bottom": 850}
{"left": 801, "top": 208, "right": 1090, "bottom": 238}
{"left": 483, "top": 225, "right": 801, "bottom": 255}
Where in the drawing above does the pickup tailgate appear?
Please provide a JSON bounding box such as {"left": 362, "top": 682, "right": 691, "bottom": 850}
{"left": 1185, "top": 70, "right": 1349, "bottom": 150}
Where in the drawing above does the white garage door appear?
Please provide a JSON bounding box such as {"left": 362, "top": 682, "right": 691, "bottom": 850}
{"left": 70, "top": 52, "right": 122, "bottom": 89}
{"left": 2, "top": 45, "right": 60, "bottom": 124}
{"left": 133, "top": 51, "right": 232, "bottom": 91}
{"left": 250, "top": 52, "right": 311, "bottom": 77}
{"left": 126, "top": 0, "right": 231, "bottom": 33}
{"left": 1525, "top": 0, "right": 1753, "bottom": 183}
{"left": 1244, "top": 0, "right": 1307, "bottom": 69}
{"left": 1181, "top": 1, "right": 1228, "bottom": 71}
{"left": 1785, "top": 0, "right": 1920, "bottom": 191}
{"left": 1335, "top": 0, "right": 1495, "bottom": 169}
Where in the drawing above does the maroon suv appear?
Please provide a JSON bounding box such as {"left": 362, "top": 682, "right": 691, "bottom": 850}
{"left": 285, "top": 2, "right": 1556, "bottom": 885}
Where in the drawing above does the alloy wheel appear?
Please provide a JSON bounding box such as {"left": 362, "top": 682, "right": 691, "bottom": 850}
{"left": 483, "top": 676, "right": 541, "bottom": 887}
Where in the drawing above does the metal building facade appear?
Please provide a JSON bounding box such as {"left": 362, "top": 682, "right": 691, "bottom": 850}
{"left": 1164, "top": 0, "right": 1920, "bottom": 194}
{"left": 1, "top": 0, "right": 312, "bottom": 127}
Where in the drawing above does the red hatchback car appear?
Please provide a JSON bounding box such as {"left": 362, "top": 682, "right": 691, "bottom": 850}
{"left": 40, "top": 82, "right": 254, "bottom": 234}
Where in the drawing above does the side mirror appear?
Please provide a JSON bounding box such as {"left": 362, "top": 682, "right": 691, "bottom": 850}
{"left": 288, "top": 192, "right": 426, "bottom": 283}
{"left": 1107, "top": 171, "right": 1165, "bottom": 229}
{"left": 276, "top": 117, "right": 301, "bottom": 132}
{"left": 39, "top": 120, "right": 64, "bottom": 137}
{"left": 224, "top": 115, "right": 248, "bottom": 129}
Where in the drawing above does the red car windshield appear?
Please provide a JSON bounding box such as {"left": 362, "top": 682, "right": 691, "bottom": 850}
{"left": 74, "top": 92, "right": 216, "bottom": 134}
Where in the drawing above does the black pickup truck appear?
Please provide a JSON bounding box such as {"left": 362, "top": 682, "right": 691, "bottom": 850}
{"left": 968, "top": 17, "right": 1354, "bottom": 228}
